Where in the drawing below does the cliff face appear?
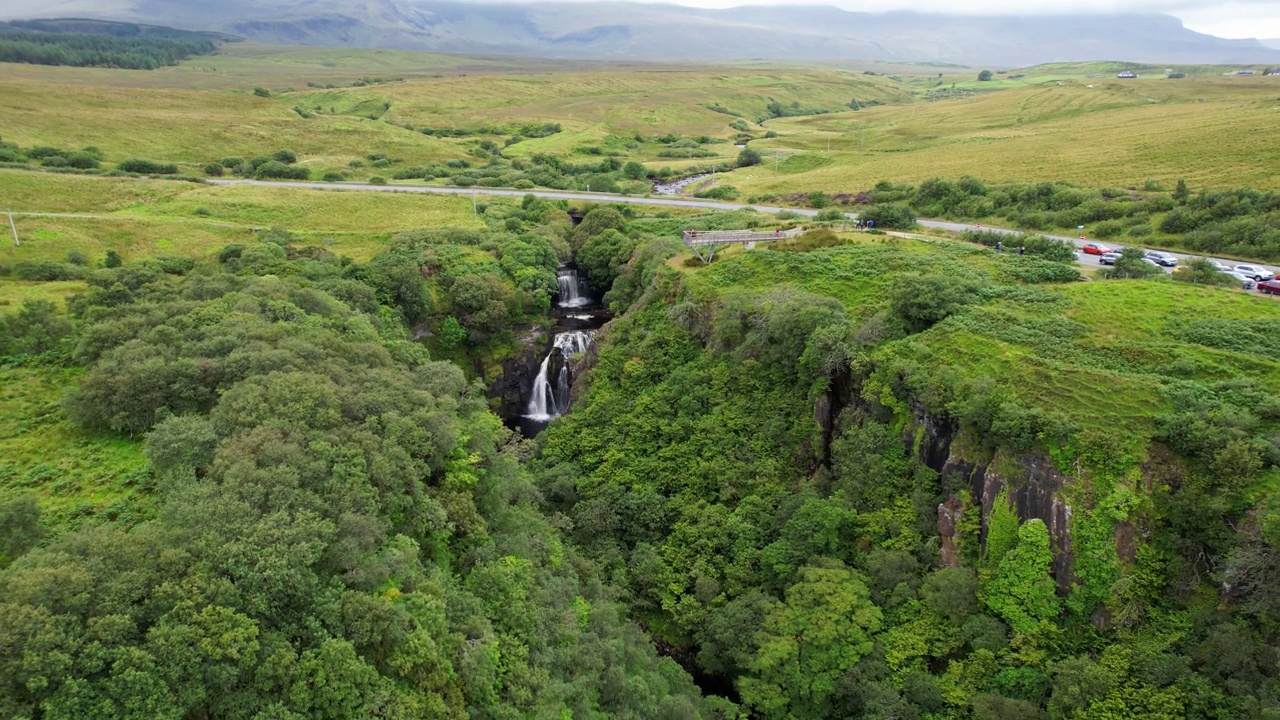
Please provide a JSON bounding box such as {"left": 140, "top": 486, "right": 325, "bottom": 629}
{"left": 488, "top": 328, "right": 550, "bottom": 420}
{"left": 817, "top": 373, "right": 1079, "bottom": 590}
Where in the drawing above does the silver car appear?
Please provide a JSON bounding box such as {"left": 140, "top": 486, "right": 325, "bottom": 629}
{"left": 1233, "top": 264, "right": 1275, "bottom": 282}
{"left": 1144, "top": 250, "right": 1179, "bottom": 267}
{"left": 1224, "top": 272, "right": 1257, "bottom": 290}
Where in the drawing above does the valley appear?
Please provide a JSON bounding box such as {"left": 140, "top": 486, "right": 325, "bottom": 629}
{"left": 4, "top": 33, "right": 1280, "bottom": 720}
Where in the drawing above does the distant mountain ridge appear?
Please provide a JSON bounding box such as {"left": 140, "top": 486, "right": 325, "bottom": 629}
{"left": 1, "top": 0, "right": 1277, "bottom": 66}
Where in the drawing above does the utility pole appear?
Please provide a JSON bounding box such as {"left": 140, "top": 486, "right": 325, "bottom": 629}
{"left": 6, "top": 209, "right": 17, "bottom": 247}
{"left": 471, "top": 188, "right": 477, "bottom": 224}
{"left": 775, "top": 151, "right": 779, "bottom": 174}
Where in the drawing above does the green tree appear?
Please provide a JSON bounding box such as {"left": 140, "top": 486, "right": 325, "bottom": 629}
{"left": 253, "top": 86, "right": 271, "bottom": 97}
{"left": 889, "top": 272, "right": 981, "bottom": 333}
{"left": 978, "top": 70, "right": 994, "bottom": 81}
{"left": 1099, "top": 246, "right": 1163, "bottom": 280}
{"left": 104, "top": 249, "right": 123, "bottom": 268}
{"left": 741, "top": 563, "right": 883, "bottom": 719}
{"left": 1173, "top": 178, "right": 1189, "bottom": 203}
{"left": 622, "top": 160, "right": 647, "bottom": 180}
{"left": 1174, "top": 257, "right": 1235, "bottom": 287}
{"left": 984, "top": 519, "right": 1061, "bottom": 635}
{"left": 738, "top": 147, "right": 763, "bottom": 167}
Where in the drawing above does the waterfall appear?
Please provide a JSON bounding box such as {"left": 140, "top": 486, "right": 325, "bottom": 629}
{"left": 556, "top": 267, "right": 591, "bottom": 308}
{"left": 526, "top": 331, "right": 594, "bottom": 420}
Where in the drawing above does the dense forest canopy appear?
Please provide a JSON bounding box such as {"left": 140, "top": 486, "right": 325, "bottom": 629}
{"left": 0, "top": 21, "right": 221, "bottom": 69}
{"left": 5, "top": 194, "right": 1280, "bottom": 718}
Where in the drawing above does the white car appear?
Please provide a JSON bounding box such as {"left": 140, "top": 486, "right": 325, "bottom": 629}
{"left": 1233, "top": 264, "right": 1275, "bottom": 281}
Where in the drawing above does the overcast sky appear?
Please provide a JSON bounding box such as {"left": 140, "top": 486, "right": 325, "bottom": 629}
{"left": 638, "top": 0, "right": 1280, "bottom": 39}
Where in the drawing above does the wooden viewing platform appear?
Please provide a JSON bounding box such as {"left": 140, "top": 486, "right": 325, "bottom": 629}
{"left": 682, "top": 228, "right": 803, "bottom": 263}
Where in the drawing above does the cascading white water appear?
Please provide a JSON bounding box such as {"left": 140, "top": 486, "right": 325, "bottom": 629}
{"left": 525, "top": 330, "right": 594, "bottom": 420}
{"left": 556, "top": 267, "right": 591, "bottom": 308}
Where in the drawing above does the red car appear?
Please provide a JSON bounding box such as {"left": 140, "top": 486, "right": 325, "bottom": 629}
{"left": 1258, "top": 280, "right": 1280, "bottom": 295}
{"left": 1081, "top": 243, "right": 1113, "bottom": 256}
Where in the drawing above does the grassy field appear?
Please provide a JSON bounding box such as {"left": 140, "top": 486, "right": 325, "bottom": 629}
{"left": 0, "top": 366, "right": 151, "bottom": 531}
{"left": 0, "top": 171, "right": 482, "bottom": 265}
{"left": 729, "top": 75, "right": 1280, "bottom": 193}
{"left": 3, "top": 46, "right": 1277, "bottom": 196}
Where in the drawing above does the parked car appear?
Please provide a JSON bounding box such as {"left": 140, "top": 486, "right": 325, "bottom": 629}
{"left": 1224, "top": 272, "right": 1257, "bottom": 290}
{"left": 1258, "top": 279, "right": 1280, "bottom": 295}
{"left": 1144, "top": 250, "right": 1179, "bottom": 267}
{"left": 1082, "top": 243, "right": 1113, "bottom": 256}
{"left": 1208, "top": 260, "right": 1233, "bottom": 272}
{"left": 1099, "top": 252, "right": 1122, "bottom": 265}
{"left": 1234, "top": 264, "right": 1276, "bottom": 282}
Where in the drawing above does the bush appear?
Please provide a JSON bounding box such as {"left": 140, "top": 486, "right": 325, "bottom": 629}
{"left": 117, "top": 159, "right": 179, "bottom": 174}
{"left": 815, "top": 208, "right": 847, "bottom": 222}
{"left": 695, "top": 186, "right": 740, "bottom": 201}
{"left": 369, "top": 176, "right": 387, "bottom": 185}
{"left": 272, "top": 149, "right": 298, "bottom": 164}
{"left": 322, "top": 172, "right": 344, "bottom": 182}
{"left": 978, "top": 70, "right": 994, "bottom": 81}
{"left": 252, "top": 86, "right": 271, "bottom": 97}
{"left": 1128, "top": 224, "right": 1153, "bottom": 237}
{"left": 24, "top": 146, "right": 67, "bottom": 160}
{"left": 40, "top": 156, "right": 68, "bottom": 168}
{"left": 104, "top": 250, "right": 122, "bottom": 268}
{"left": 66, "top": 152, "right": 100, "bottom": 169}
{"left": 860, "top": 203, "right": 917, "bottom": 229}
{"left": 65, "top": 249, "right": 88, "bottom": 266}
{"left": 220, "top": 156, "right": 243, "bottom": 168}
{"left": 203, "top": 163, "right": 224, "bottom": 177}
{"left": 254, "top": 161, "right": 309, "bottom": 180}
{"left": 193, "top": 207, "right": 211, "bottom": 217}
{"left": 738, "top": 147, "right": 762, "bottom": 167}
{"left": 1093, "top": 221, "right": 1124, "bottom": 238}
{"left": 14, "top": 260, "right": 85, "bottom": 281}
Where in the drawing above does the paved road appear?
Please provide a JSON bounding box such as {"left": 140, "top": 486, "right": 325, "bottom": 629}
{"left": 205, "top": 179, "right": 1277, "bottom": 277}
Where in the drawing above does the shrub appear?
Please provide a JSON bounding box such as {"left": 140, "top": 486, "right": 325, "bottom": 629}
{"left": 272, "top": 149, "right": 298, "bottom": 164}
{"left": 40, "top": 156, "right": 69, "bottom": 168}
{"left": 978, "top": 70, "right": 994, "bottom": 81}
{"left": 322, "top": 172, "right": 344, "bottom": 182}
{"left": 1093, "top": 221, "right": 1124, "bottom": 238}
{"left": 860, "top": 203, "right": 917, "bottom": 229}
{"left": 807, "top": 191, "right": 829, "bottom": 208}
{"left": 815, "top": 208, "right": 847, "bottom": 222}
{"left": 369, "top": 176, "right": 387, "bottom": 185}
{"left": 194, "top": 207, "right": 211, "bottom": 217}
{"left": 14, "top": 260, "right": 85, "bottom": 281}
{"left": 24, "top": 146, "right": 67, "bottom": 159}
{"left": 203, "top": 163, "right": 224, "bottom": 177}
{"left": 104, "top": 250, "right": 123, "bottom": 268}
{"left": 252, "top": 86, "right": 271, "bottom": 97}
{"left": 117, "top": 159, "right": 179, "bottom": 174}
{"left": 220, "top": 156, "right": 243, "bottom": 168}
{"left": 66, "top": 152, "right": 100, "bottom": 169}
{"left": 695, "top": 186, "right": 740, "bottom": 201}
{"left": 1128, "top": 224, "right": 1153, "bottom": 237}
{"left": 254, "top": 161, "right": 309, "bottom": 180}
{"left": 65, "top": 249, "right": 88, "bottom": 266}
{"left": 737, "top": 147, "right": 762, "bottom": 167}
